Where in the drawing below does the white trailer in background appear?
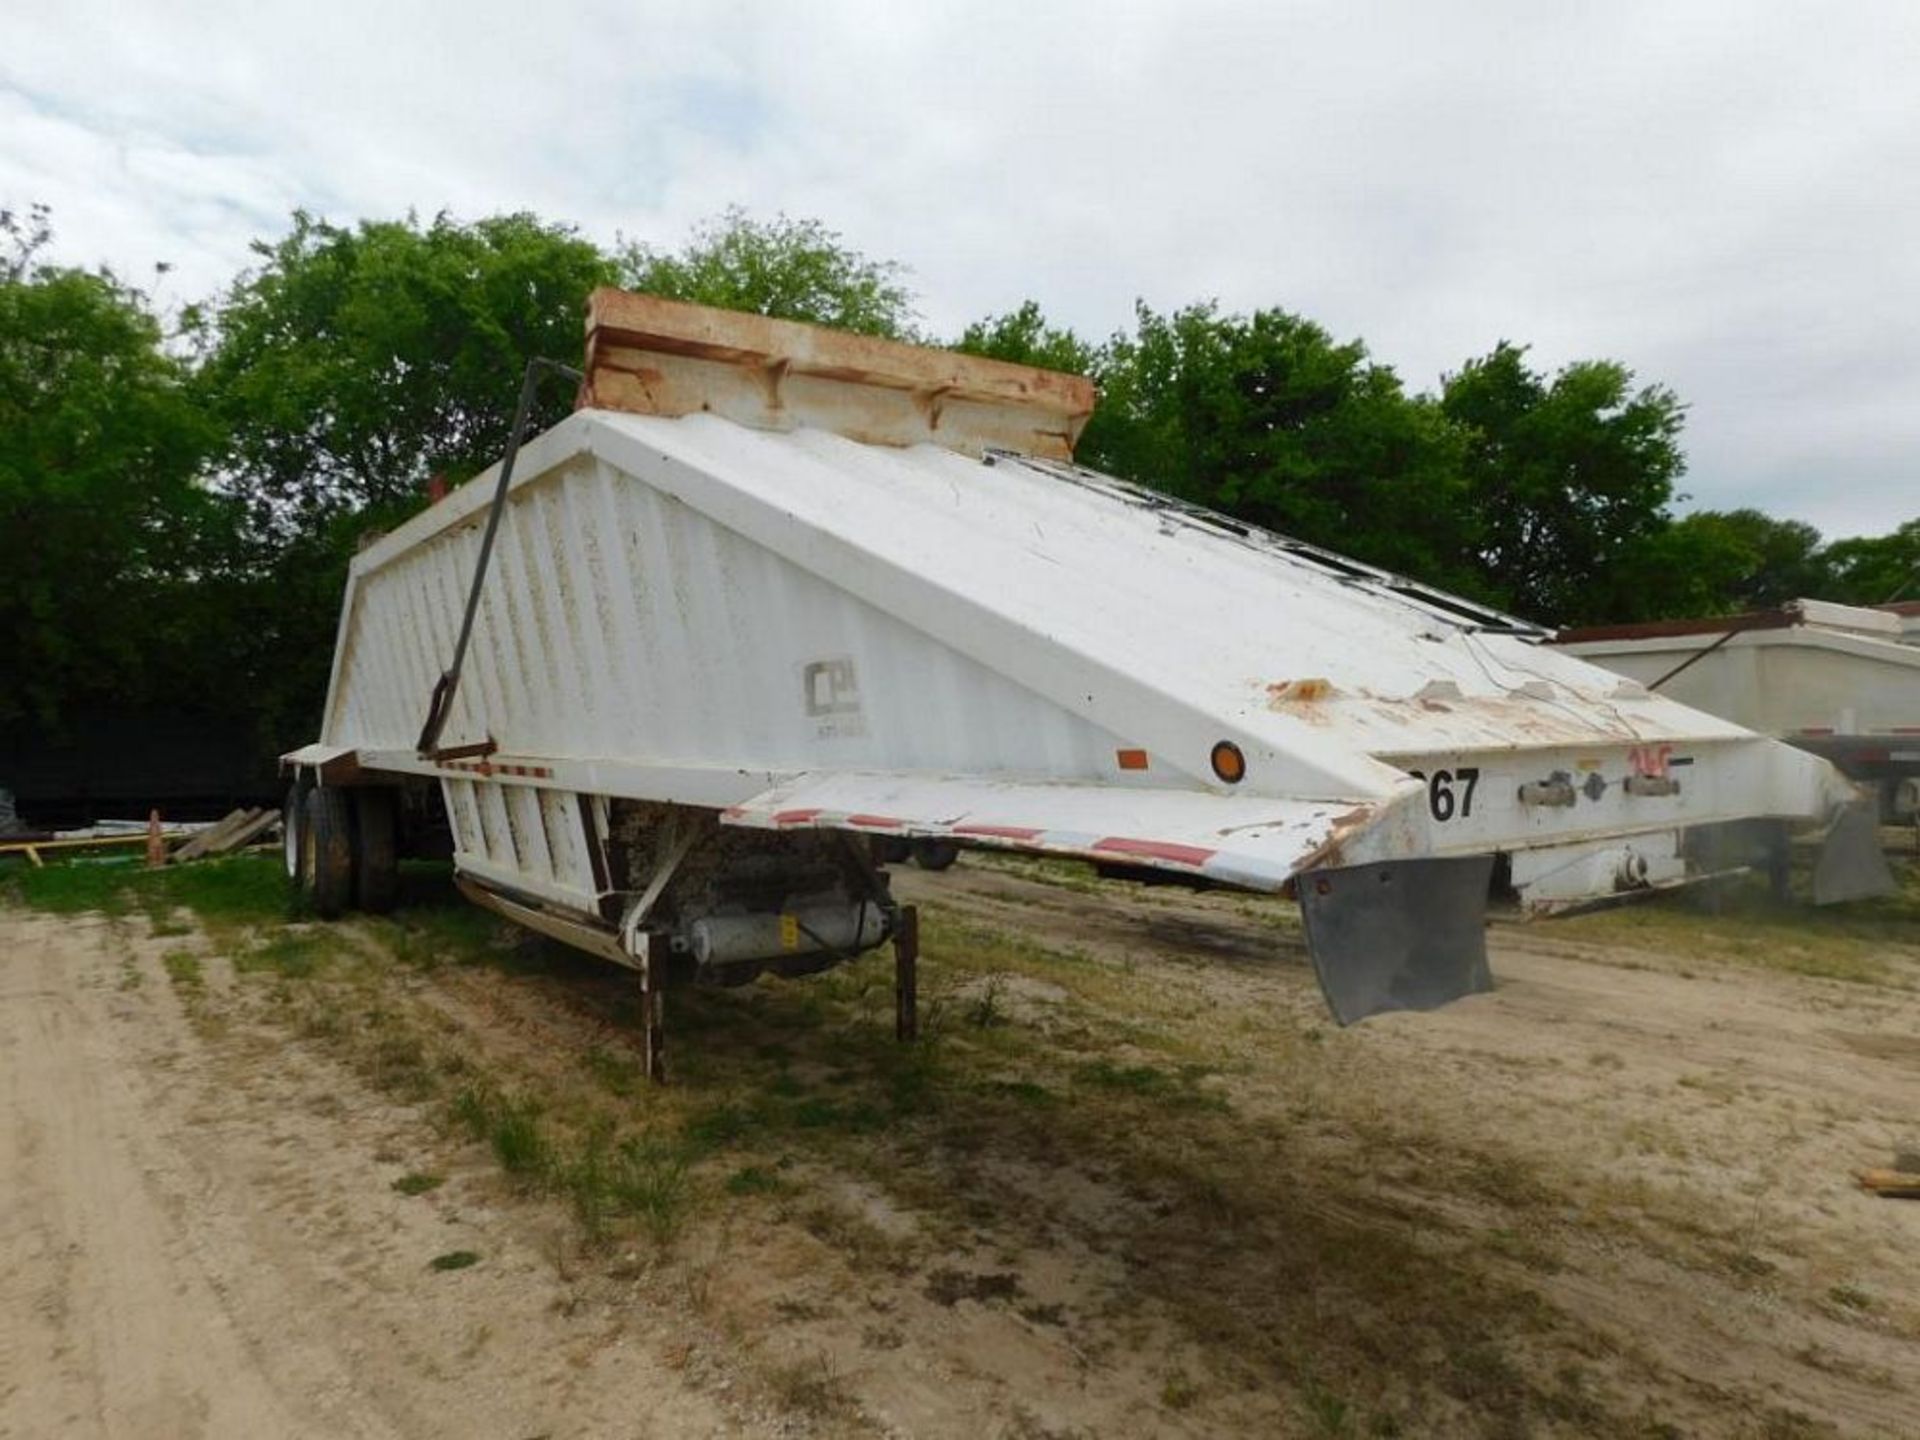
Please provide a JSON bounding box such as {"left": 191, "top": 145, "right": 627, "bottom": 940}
{"left": 281, "top": 290, "right": 1889, "bottom": 1075}
{"left": 1557, "top": 600, "right": 1920, "bottom": 827}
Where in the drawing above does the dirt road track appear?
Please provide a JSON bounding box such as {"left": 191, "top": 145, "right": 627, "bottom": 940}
{"left": 0, "top": 911, "right": 739, "bottom": 1440}
{"left": 5, "top": 863, "right": 1920, "bottom": 1438}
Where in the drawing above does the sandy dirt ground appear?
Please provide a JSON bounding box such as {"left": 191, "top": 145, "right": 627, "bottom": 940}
{"left": 0, "top": 909, "right": 749, "bottom": 1440}
{"left": 3, "top": 857, "right": 1919, "bottom": 1438}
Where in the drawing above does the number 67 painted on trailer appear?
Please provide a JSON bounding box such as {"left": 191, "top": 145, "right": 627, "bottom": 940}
{"left": 1403, "top": 766, "right": 1481, "bottom": 823}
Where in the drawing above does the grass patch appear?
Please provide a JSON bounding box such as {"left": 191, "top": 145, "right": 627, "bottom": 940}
{"left": 762, "top": 1352, "right": 853, "bottom": 1422}
{"left": 370, "top": 871, "right": 509, "bottom": 967}
{"left": 1161, "top": 1368, "right": 1201, "bottom": 1411}
{"left": 1559, "top": 858, "right": 1920, "bottom": 988}
{"left": 392, "top": 1171, "right": 445, "bottom": 1196}
{"left": 162, "top": 950, "right": 203, "bottom": 988}
{"left": 924, "top": 1268, "right": 1021, "bottom": 1306}
{"left": 452, "top": 1086, "right": 553, "bottom": 1178}
{"left": 2, "top": 852, "right": 295, "bottom": 933}
{"left": 235, "top": 930, "right": 332, "bottom": 978}
{"left": 567, "top": 1134, "right": 697, "bottom": 1245}
{"left": 967, "top": 851, "right": 1106, "bottom": 894}
{"left": 1073, "top": 1058, "right": 1228, "bottom": 1111}
{"left": 724, "top": 1164, "right": 787, "bottom": 1197}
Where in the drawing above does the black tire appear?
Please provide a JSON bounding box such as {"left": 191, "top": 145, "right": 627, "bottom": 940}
{"left": 913, "top": 839, "right": 960, "bottom": 872}
{"left": 353, "top": 788, "right": 400, "bottom": 914}
{"left": 283, "top": 779, "right": 309, "bottom": 885}
{"left": 302, "top": 786, "right": 355, "bottom": 919}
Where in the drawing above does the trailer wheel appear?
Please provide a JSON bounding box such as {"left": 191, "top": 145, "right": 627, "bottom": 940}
{"left": 913, "top": 839, "right": 960, "bottom": 871}
{"left": 302, "top": 786, "right": 355, "bottom": 919}
{"left": 353, "top": 788, "right": 400, "bottom": 914}
{"left": 283, "top": 778, "right": 309, "bottom": 884}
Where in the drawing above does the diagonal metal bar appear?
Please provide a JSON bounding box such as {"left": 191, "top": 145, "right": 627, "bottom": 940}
{"left": 417, "top": 356, "right": 583, "bottom": 757}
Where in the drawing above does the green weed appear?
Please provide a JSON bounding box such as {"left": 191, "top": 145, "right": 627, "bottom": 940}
{"left": 489, "top": 1098, "right": 552, "bottom": 1177}
{"left": 162, "top": 951, "right": 203, "bottom": 988}
{"left": 725, "top": 1164, "right": 787, "bottom": 1196}
{"left": 572, "top": 1136, "right": 696, "bottom": 1244}
{"left": 235, "top": 930, "right": 331, "bottom": 978}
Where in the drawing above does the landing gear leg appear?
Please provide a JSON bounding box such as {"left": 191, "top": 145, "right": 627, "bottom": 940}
{"left": 641, "top": 932, "right": 668, "bottom": 1084}
{"left": 1764, "top": 820, "right": 1793, "bottom": 903}
{"left": 894, "top": 905, "right": 919, "bottom": 1043}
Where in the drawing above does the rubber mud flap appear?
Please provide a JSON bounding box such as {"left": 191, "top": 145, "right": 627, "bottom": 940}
{"left": 1812, "top": 796, "right": 1896, "bottom": 906}
{"left": 1297, "top": 855, "right": 1496, "bottom": 1025}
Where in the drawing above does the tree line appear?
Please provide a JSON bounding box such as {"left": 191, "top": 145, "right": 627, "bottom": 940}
{"left": 3, "top": 203, "right": 1914, "bottom": 766}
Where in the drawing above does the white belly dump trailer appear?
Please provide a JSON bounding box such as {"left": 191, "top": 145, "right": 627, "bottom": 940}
{"left": 1556, "top": 601, "right": 1920, "bottom": 825}
{"left": 282, "top": 290, "right": 1888, "bottom": 1074}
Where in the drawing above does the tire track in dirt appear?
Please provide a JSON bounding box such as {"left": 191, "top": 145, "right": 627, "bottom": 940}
{"left": 0, "top": 908, "right": 747, "bottom": 1440}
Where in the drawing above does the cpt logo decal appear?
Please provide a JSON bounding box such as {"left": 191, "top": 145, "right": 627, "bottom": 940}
{"left": 802, "top": 657, "right": 866, "bottom": 738}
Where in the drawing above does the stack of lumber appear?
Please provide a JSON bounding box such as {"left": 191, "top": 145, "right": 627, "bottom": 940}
{"left": 167, "top": 807, "right": 280, "bottom": 864}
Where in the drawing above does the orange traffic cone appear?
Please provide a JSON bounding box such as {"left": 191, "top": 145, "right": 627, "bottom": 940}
{"left": 146, "top": 809, "right": 165, "bottom": 868}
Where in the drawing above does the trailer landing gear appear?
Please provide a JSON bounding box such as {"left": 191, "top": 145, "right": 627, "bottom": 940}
{"left": 626, "top": 905, "right": 919, "bottom": 1086}
{"left": 640, "top": 932, "right": 668, "bottom": 1085}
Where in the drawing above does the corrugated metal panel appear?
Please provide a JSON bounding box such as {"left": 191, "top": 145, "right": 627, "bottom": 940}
{"left": 329, "top": 445, "right": 1137, "bottom": 788}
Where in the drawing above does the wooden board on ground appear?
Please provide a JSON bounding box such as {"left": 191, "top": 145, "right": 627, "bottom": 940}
{"left": 168, "top": 809, "right": 257, "bottom": 865}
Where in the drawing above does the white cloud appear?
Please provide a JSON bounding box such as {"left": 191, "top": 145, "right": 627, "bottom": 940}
{"left": 3, "top": 0, "right": 1914, "bottom": 536}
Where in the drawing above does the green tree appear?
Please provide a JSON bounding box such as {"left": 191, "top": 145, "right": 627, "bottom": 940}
{"left": 1821, "top": 518, "right": 1920, "bottom": 605}
{"left": 196, "top": 210, "right": 617, "bottom": 744}
{"left": 201, "top": 210, "right": 617, "bottom": 537}
{"left": 1441, "top": 343, "right": 1685, "bottom": 624}
{"left": 619, "top": 208, "right": 917, "bottom": 338}
{"left": 0, "top": 213, "right": 227, "bottom": 726}
{"left": 1084, "top": 302, "right": 1483, "bottom": 592}
{"left": 1600, "top": 512, "right": 1762, "bottom": 622}
{"left": 1660, "top": 508, "right": 1833, "bottom": 611}
{"left": 954, "top": 300, "right": 1098, "bottom": 376}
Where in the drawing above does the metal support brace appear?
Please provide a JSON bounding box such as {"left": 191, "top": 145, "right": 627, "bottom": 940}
{"left": 618, "top": 814, "right": 701, "bottom": 956}
{"left": 640, "top": 931, "right": 668, "bottom": 1084}
{"left": 416, "top": 355, "right": 584, "bottom": 758}
{"left": 894, "top": 905, "right": 919, "bottom": 1043}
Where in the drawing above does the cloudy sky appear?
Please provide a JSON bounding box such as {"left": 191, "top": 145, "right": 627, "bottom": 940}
{"left": 4, "top": 1, "right": 1915, "bottom": 537}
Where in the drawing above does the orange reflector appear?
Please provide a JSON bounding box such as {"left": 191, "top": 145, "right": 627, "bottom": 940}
{"left": 1211, "top": 740, "right": 1246, "bottom": 784}
{"left": 1116, "top": 748, "right": 1149, "bottom": 771}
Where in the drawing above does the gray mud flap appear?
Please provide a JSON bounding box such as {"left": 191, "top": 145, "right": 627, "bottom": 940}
{"left": 1297, "top": 856, "right": 1495, "bottom": 1025}
{"left": 1813, "top": 797, "right": 1896, "bottom": 906}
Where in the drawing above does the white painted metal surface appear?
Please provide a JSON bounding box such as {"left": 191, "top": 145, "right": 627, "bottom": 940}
{"left": 1558, "top": 602, "right": 1920, "bottom": 744}
{"left": 313, "top": 404, "right": 1855, "bottom": 920}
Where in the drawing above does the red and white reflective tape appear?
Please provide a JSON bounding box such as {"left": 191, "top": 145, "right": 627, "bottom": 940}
{"left": 439, "top": 759, "right": 553, "bottom": 780}
{"left": 731, "top": 806, "right": 1263, "bottom": 876}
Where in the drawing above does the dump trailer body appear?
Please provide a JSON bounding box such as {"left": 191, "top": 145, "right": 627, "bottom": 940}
{"left": 288, "top": 291, "right": 1878, "bottom": 1027}
{"left": 1557, "top": 600, "right": 1920, "bottom": 822}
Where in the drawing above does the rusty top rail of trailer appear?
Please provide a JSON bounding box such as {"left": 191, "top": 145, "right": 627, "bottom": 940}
{"left": 1556, "top": 598, "right": 1908, "bottom": 645}
{"left": 578, "top": 288, "right": 1096, "bottom": 461}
